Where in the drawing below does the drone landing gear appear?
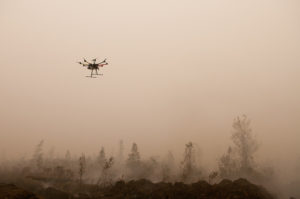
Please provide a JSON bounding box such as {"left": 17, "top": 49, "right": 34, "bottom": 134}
{"left": 95, "top": 70, "right": 103, "bottom": 76}
{"left": 85, "top": 69, "right": 103, "bottom": 78}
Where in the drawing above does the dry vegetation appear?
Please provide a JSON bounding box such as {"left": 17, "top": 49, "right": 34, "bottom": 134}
{"left": 0, "top": 116, "right": 298, "bottom": 198}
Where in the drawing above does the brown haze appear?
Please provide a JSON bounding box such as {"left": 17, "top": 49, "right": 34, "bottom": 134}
{"left": 0, "top": 0, "right": 300, "bottom": 190}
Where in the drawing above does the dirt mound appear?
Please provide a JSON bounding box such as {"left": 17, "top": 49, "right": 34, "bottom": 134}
{"left": 38, "top": 187, "right": 70, "bottom": 199}
{"left": 0, "top": 183, "right": 40, "bottom": 199}
{"left": 100, "top": 178, "right": 274, "bottom": 199}
{"left": 0, "top": 178, "right": 274, "bottom": 199}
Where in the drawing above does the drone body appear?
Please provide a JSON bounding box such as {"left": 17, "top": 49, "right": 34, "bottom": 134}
{"left": 77, "top": 58, "right": 108, "bottom": 77}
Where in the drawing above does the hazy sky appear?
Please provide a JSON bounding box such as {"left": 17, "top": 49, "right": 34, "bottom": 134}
{"left": 0, "top": 0, "right": 299, "bottom": 171}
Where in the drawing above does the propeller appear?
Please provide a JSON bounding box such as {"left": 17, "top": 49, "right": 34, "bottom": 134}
{"left": 100, "top": 58, "right": 107, "bottom": 64}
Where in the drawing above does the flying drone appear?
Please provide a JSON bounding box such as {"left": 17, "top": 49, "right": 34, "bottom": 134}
{"left": 77, "top": 58, "right": 108, "bottom": 77}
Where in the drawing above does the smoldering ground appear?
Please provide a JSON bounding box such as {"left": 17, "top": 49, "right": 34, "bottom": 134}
{"left": 0, "top": 116, "right": 299, "bottom": 198}
{"left": 1, "top": 1, "right": 300, "bottom": 198}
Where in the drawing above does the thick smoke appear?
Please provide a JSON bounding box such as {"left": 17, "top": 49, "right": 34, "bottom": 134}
{"left": 0, "top": 116, "right": 299, "bottom": 198}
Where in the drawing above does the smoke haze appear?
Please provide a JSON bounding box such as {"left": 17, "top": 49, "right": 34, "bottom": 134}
{"left": 0, "top": 0, "right": 300, "bottom": 197}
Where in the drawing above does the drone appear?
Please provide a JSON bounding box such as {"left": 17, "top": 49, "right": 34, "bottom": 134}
{"left": 77, "top": 58, "right": 108, "bottom": 77}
